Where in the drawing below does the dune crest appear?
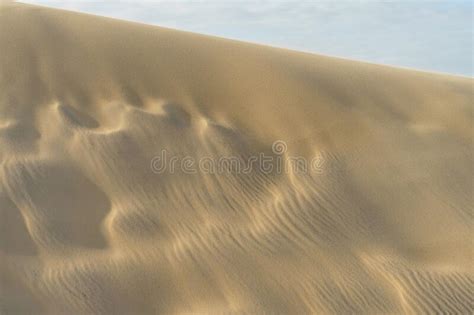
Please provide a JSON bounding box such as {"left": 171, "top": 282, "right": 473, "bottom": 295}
{"left": 0, "top": 3, "right": 472, "bottom": 314}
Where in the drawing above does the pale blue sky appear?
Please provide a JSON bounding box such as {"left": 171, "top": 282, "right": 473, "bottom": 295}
{"left": 21, "top": 1, "right": 473, "bottom": 76}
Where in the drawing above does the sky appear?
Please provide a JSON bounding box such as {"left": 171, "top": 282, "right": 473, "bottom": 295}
{"left": 20, "top": 1, "right": 473, "bottom": 76}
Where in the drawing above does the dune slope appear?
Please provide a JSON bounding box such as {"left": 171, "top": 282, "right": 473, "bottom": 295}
{"left": 0, "top": 3, "right": 473, "bottom": 314}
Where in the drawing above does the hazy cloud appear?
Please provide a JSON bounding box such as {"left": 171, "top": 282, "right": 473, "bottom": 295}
{"left": 20, "top": 0, "right": 473, "bottom": 76}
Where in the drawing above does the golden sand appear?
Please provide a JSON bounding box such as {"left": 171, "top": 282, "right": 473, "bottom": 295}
{"left": 0, "top": 3, "right": 472, "bottom": 314}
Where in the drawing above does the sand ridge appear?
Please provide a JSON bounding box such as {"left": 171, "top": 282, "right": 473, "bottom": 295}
{"left": 0, "top": 2, "right": 473, "bottom": 314}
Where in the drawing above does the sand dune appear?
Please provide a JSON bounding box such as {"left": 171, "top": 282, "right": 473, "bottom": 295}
{"left": 1, "top": 2, "right": 473, "bottom": 314}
